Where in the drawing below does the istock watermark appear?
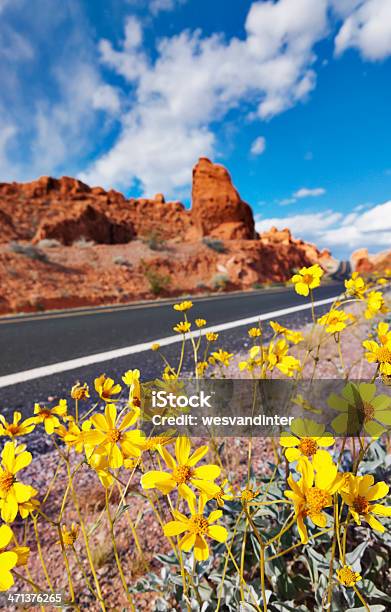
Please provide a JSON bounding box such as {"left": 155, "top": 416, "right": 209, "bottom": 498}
{"left": 141, "top": 379, "right": 391, "bottom": 438}
{"left": 151, "top": 390, "right": 213, "bottom": 408}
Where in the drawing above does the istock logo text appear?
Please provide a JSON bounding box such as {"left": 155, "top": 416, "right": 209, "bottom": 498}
{"left": 151, "top": 390, "right": 213, "bottom": 408}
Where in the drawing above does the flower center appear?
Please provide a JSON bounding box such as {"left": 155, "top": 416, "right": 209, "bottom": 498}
{"left": 172, "top": 465, "right": 193, "bottom": 484}
{"left": 353, "top": 495, "right": 370, "bottom": 514}
{"left": 63, "top": 530, "right": 78, "bottom": 547}
{"left": 6, "top": 424, "right": 21, "bottom": 435}
{"left": 302, "top": 274, "right": 313, "bottom": 285}
{"left": 338, "top": 566, "right": 359, "bottom": 587}
{"left": 241, "top": 488, "right": 256, "bottom": 503}
{"left": 298, "top": 437, "right": 318, "bottom": 457}
{"left": 0, "top": 471, "right": 15, "bottom": 493}
{"left": 305, "top": 487, "right": 330, "bottom": 515}
{"left": 362, "top": 401, "right": 375, "bottom": 422}
{"left": 377, "top": 346, "right": 391, "bottom": 363}
{"left": 189, "top": 514, "right": 209, "bottom": 535}
{"left": 40, "top": 410, "right": 52, "bottom": 419}
{"left": 107, "top": 428, "right": 121, "bottom": 443}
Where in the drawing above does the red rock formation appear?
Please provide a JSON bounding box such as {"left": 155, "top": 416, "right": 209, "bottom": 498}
{"left": 351, "top": 248, "right": 391, "bottom": 274}
{"left": 0, "top": 159, "right": 336, "bottom": 315}
{"left": 191, "top": 157, "right": 256, "bottom": 239}
{"left": 34, "top": 203, "right": 135, "bottom": 245}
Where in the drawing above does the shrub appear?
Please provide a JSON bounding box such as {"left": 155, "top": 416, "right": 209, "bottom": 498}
{"left": 36, "top": 239, "right": 61, "bottom": 248}
{"left": 9, "top": 241, "right": 48, "bottom": 262}
{"left": 72, "top": 237, "right": 95, "bottom": 248}
{"left": 202, "top": 237, "right": 227, "bottom": 253}
{"left": 211, "top": 272, "right": 229, "bottom": 290}
{"left": 113, "top": 255, "right": 132, "bottom": 267}
{"left": 141, "top": 260, "right": 171, "bottom": 295}
{"left": 142, "top": 230, "right": 166, "bottom": 251}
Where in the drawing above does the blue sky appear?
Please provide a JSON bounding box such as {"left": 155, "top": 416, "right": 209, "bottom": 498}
{"left": 1, "top": 0, "right": 390, "bottom": 258}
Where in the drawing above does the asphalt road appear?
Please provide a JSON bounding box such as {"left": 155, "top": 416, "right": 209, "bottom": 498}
{"left": 0, "top": 282, "right": 344, "bottom": 377}
{"left": 0, "top": 282, "right": 344, "bottom": 413}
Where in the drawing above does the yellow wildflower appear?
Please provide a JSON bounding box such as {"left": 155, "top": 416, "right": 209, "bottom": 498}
{"left": 328, "top": 382, "right": 391, "bottom": 438}
{"left": 71, "top": 382, "right": 90, "bottom": 401}
{"left": 265, "top": 339, "right": 301, "bottom": 377}
{"left": 270, "top": 321, "right": 303, "bottom": 344}
{"left": 206, "top": 332, "right": 218, "bottom": 342}
{"left": 377, "top": 321, "right": 391, "bottom": 346}
{"left": 122, "top": 369, "right": 141, "bottom": 408}
{"left": 141, "top": 436, "right": 220, "bottom": 503}
{"left": 163, "top": 365, "right": 177, "bottom": 380}
{"left": 337, "top": 565, "right": 361, "bottom": 587}
{"left": 280, "top": 418, "right": 335, "bottom": 462}
{"left": 151, "top": 343, "right": 160, "bottom": 351}
{"left": 0, "top": 524, "right": 18, "bottom": 591}
{"left": 84, "top": 403, "right": 144, "bottom": 468}
{"left": 317, "top": 309, "right": 349, "bottom": 334}
{"left": 142, "top": 435, "right": 174, "bottom": 452}
{"left": 59, "top": 523, "right": 79, "bottom": 548}
{"left": 362, "top": 339, "right": 391, "bottom": 377}
{"left": 94, "top": 374, "right": 122, "bottom": 402}
{"left": 57, "top": 419, "right": 92, "bottom": 453}
{"left": 344, "top": 272, "right": 366, "bottom": 299}
{"left": 285, "top": 454, "right": 343, "bottom": 544}
{"left": 209, "top": 349, "right": 233, "bottom": 367}
{"left": 87, "top": 449, "right": 114, "bottom": 488}
{"left": 173, "top": 321, "right": 191, "bottom": 334}
{"left": 211, "top": 479, "right": 234, "bottom": 507}
{"left": 341, "top": 474, "right": 391, "bottom": 532}
{"left": 0, "top": 442, "right": 35, "bottom": 522}
{"left": 291, "top": 264, "right": 324, "bottom": 296}
{"left": 195, "top": 318, "right": 206, "bottom": 328}
{"left": 248, "top": 327, "right": 261, "bottom": 338}
{"left": 17, "top": 494, "right": 40, "bottom": 519}
{"left": 33, "top": 400, "right": 67, "bottom": 434}
{"left": 163, "top": 494, "right": 227, "bottom": 562}
{"left": 240, "top": 486, "right": 259, "bottom": 505}
{"left": 196, "top": 361, "right": 209, "bottom": 376}
{"left": 0, "top": 412, "right": 36, "bottom": 438}
{"left": 173, "top": 300, "right": 193, "bottom": 312}
{"left": 364, "top": 290, "right": 387, "bottom": 319}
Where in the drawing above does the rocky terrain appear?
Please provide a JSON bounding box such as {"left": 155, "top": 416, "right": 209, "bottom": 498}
{"left": 351, "top": 247, "right": 391, "bottom": 275}
{"left": 0, "top": 157, "right": 332, "bottom": 315}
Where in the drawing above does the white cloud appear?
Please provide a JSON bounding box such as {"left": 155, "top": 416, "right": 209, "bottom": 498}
{"left": 0, "top": 0, "right": 121, "bottom": 181}
{"left": 251, "top": 136, "right": 266, "bottom": 155}
{"left": 279, "top": 197, "right": 297, "bottom": 206}
{"left": 294, "top": 186, "right": 326, "bottom": 198}
{"left": 334, "top": 0, "right": 391, "bottom": 60}
{"left": 256, "top": 200, "right": 391, "bottom": 252}
{"left": 82, "top": 0, "right": 329, "bottom": 195}
{"left": 149, "top": 0, "right": 187, "bottom": 15}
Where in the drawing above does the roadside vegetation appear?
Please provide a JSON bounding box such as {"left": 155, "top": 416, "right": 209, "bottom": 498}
{"left": 0, "top": 266, "right": 390, "bottom": 610}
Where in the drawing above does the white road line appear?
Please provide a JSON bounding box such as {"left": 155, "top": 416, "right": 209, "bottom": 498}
{"left": 0, "top": 295, "right": 339, "bottom": 388}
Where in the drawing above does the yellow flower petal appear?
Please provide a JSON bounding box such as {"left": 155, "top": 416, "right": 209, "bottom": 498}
{"left": 187, "top": 446, "right": 209, "bottom": 466}
{"left": 207, "top": 510, "right": 223, "bottom": 524}
{"left": 175, "top": 437, "right": 191, "bottom": 465}
{"left": 366, "top": 482, "right": 389, "bottom": 501}
{"left": 366, "top": 514, "right": 385, "bottom": 532}
{"left": 194, "top": 535, "right": 209, "bottom": 561}
{"left": 0, "top": 524, "right": 13, "bottom": 548}
{"left": 279, "top": 434, "right": 300, "bottom": 448}
{"left": 192, "top": 464, "right": 220, "bottom": 480}
{"left": 285, "top": 447, "right": 301, "bottom": 462}
{"left": 163, "top": 521, "right": 188, "bottom": 537}
{"left": 208, "top": 525, "right": 228, "bottom": 542}
{"left": 179, "top": 532, "right": 196, "bottom": 552}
